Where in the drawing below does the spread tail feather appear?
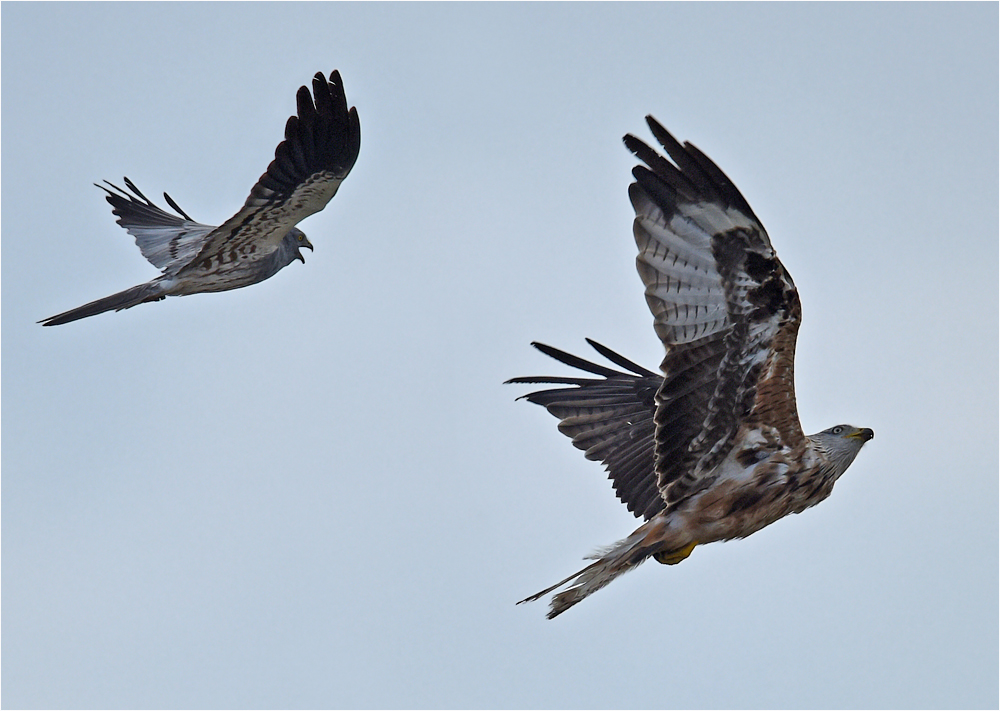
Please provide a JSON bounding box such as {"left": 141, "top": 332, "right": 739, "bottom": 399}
{"left": 40, "top": 280, "right": 168, "bottom": 326}
{"left": 519, "top": 519, "right": 677, "bottom": 619}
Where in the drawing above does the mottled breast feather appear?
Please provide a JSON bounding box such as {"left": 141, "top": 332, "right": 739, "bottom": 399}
{"left": 624, "top": 116, "right": 805, "bottom": 510}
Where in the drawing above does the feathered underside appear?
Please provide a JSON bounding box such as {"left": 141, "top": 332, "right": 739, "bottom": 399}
{"left": 510, "top": 118, "right": 874, "bottom": 619}
{"left": 624, "top": 117, "right": 804, "bottom": 508}
{"left": 511, "top": 117, "right": 806, "bottom": 515}
{"left": 97, "top": 177, "right": 217, "bottom": 273}
{"left": 507, "top": 339, "right": 665, "bottom": 520}
{"left": 39, "top": 70, "right": 359, "bottom": 327}
{"left": 179, "top": 70, "right": 361, "bottom": 276}
{"left": 94, "top": 178, "right": 309, "bottom": 287}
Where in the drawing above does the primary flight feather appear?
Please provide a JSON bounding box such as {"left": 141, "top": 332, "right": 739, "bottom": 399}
{"left": 509, "top": 117, "right": 873, "bottom": 618}
{"left": 41, "top": 70, "right": 360, "bottom": 327}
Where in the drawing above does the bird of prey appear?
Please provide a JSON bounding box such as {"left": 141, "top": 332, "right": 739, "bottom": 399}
{"left": 509, "top": 117, "right": 873, "bottom": 618}
{"left": 40, "top": 70, "right": 360, "bottom": 326}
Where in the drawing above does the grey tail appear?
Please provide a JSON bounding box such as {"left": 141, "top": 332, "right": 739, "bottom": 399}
{"left": 40, "top": 280, "right": 168, "bottom": 326}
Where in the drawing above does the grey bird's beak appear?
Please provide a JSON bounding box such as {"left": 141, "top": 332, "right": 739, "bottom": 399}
{"left": 296, "top": 239, "right": 313, "bottom": 264}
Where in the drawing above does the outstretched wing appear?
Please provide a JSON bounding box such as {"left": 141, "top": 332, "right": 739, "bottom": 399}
{"left": 97, "top": 177, "right": 217, "bottom": 272}
{"left": 625, "top": 117, "right": 804, "bottom": 508}
{"left": 179, "top": 70, "right": 361, "bottom": 276}
{"left": 507, "top": 340, "right": 666, "bottom": 520}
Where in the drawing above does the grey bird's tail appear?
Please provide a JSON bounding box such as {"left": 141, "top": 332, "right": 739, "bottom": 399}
{"left": 519, "top": 517, "right": 679, "bottom": 618}
{"left": 40, "top": 280, "right": 168, "bottom": 326}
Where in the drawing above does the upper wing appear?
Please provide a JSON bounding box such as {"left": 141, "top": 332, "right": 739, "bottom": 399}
{"left": 624, "top": 116, "right": 804, "bottom": 508}
{"left": 179, "top": 70, "right": 361, "bottom": 276}
{"left": 507, "top": 340, "right": 666, "bottom": 520}
{"left": 98, "top": 178, "right": 217, "bottom": 272}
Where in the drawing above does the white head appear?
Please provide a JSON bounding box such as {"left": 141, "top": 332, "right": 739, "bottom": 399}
{"left": 808, "top": 424, "right": 874, "bottom": 477}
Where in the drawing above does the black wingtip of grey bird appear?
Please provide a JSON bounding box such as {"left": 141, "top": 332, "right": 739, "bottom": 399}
{"left": 163, "top": 190, "right": 195, "bottom": 220}
{"left": 94, "top": 180, "right": 118, "bottom": 198}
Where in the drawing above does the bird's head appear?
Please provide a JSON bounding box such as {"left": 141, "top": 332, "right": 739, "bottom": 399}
{"left": 285, "top": 227, "right": 314, "bottom": 263}
{"left": 809, "top": 424, "right": 874, "bottom": 476}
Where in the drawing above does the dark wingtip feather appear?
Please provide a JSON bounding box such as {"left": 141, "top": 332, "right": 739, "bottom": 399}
{"left": 644, "top": 115, "right": 684, "bottom": 157}
{"left": 246, "top": 69, "right": 361, "bottom": 207}
{"left": 526, "top": 341, "right": 626, "bottom": 379}
{"left": 632, "top": 115, "right": 761, "bottom": 224}
{"left": 295, "top": 84, "right": 317, "bottom": 123}
{"left": 162, "top": 191, "right": 194, "bottom": 221}
{"left": 506, "top": 340, "right": 654, "bottom": 385}
{"left": 584, "top": 338, "right": 656, "bottom": 377}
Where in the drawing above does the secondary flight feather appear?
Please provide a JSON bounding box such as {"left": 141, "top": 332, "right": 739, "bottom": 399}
{"left": 41, "top": 70, "right": 360, "bottom": 327}
{"left": 509, "top": 117, "right": 873, "bottom": 618}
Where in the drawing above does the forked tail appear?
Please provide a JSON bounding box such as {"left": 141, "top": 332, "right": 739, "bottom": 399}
{"left": 519, "top": 518, "right": 679, "bottom": 619}
{"left": 40, "top": 280, "right": 168, "bottom": 326}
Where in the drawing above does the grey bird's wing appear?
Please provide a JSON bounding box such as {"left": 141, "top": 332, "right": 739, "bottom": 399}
{"left": 178, "top": 70, "right": 361, "bottom": 277}
{"left": 97, "top": 177, "right": 218, "bottom": 273}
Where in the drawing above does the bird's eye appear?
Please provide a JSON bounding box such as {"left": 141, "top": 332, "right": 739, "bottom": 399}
{"left": 832, "top": 426, "right": 844, "bottom": 434}
{"left": 298, "top": 234, "right": 304, "bottom": 241}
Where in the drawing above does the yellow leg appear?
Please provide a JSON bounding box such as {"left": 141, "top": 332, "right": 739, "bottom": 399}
{"left": 654, "top": 541, "right": 697, "bottom": 565}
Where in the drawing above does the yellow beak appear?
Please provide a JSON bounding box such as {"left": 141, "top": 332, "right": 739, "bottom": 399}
{"left": 848, "top": 428, "right": 874, "bottom": 442}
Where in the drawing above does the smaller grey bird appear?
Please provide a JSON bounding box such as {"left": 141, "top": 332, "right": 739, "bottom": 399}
{"left": 41, "top": 70, "right": 360, "bottom": 327}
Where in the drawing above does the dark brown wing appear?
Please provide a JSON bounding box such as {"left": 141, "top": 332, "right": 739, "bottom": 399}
{"left": 507, "top": 340, "right": 667, "bottom": 520}
{"left": 625, "top": 117, "right": 805, "bottom": 508}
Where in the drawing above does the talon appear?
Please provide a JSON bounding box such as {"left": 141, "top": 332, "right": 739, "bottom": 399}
{"left": 654, "top": 541, "right": 697, "bottom": 565}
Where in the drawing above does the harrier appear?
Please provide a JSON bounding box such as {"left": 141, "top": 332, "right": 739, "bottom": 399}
{"left": 40, "top": 71, "right": 360, "bottom": 326}
{"left": 510, "top": 117, "right": 873, "bottom": 618}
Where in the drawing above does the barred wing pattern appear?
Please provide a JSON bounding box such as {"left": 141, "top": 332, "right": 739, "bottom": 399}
{"left": 626, "top": 117, "right": 804, "bottom": 507}
{"left": 511, "top": 117, "right": 805, "bottom": 518}
{"left": 40, "top": 70, "right": 360, "bottom": 326}
{"left": 511, "top": 118, "right": 871, "bottom": 619}
{"left": 507, "top": 340, "right": 664, "bottom": 520}
{"left": 180, "top": 71, "right": 361, "bottom": 277}
{"left": 98, "top": 178, "right": 217, "bottom": 272}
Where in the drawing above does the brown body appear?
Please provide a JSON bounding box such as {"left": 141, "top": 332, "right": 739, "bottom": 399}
{"left": 511, "top": 117, "right": 873, "bottom": 618}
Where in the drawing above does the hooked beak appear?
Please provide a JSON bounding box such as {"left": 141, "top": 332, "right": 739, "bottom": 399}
{"left": 848, "top": 428, "right": 874, "bottom": 442}
{"left": 296, "top": 238, "right": 313, "bottom": 264}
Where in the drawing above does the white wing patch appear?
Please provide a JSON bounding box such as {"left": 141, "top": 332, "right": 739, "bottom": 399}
{"left": 633, "top": 194, "right": 727, "bottom": 344}
{"left": 676, "top": 200, "right": 760, "bottom": 238}
{"left": 132, "top": 222, "right": 217, "bottom": 271}
{"left": 98, "top": 180, "right": 220, "bottom": 273}
{"left": 632, "top": 181, "right": 773, "bottom": 347}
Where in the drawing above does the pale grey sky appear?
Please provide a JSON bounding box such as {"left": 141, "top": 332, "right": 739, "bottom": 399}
{"left": 3, "top": 3, "right": 997, "bottom": 708}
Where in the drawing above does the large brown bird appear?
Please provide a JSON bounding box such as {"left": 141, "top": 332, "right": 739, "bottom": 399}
{"left": 510, "top": 117, "right": 873, "bottom": 618}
